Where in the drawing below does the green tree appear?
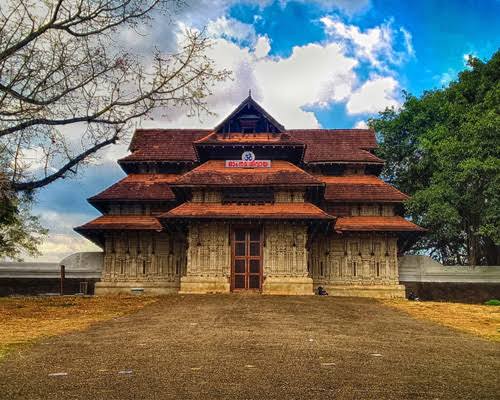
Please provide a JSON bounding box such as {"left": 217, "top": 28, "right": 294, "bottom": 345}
{"left": 370, "top": 51, "right": 500, "bottom": 265}
{"left": 0, "top": 174, "right": 47, "bottom": 260}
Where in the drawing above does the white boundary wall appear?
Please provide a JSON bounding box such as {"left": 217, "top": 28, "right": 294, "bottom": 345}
{"left": 399, "top": 255, "right": 500, "bottom": 283}
{"left": 1, "top": 253, "right": 499, "bottom": 284}
{"left": 0, "top": 252, "right": 103, "bottom": 279}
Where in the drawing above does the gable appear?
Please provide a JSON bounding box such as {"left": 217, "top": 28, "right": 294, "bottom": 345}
{"left": 214, "top": 94, "right": 284, "bottom": 134}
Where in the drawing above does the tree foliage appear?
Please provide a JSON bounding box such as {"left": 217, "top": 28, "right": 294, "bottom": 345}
{"left": 0, "top": 0, "right": 229, "bottom": 259}
{"left": 370, "top": 51, "right": 500, "bottom": 265}
{"left": 0, "top": 174, "right": 47, "bottom": 260}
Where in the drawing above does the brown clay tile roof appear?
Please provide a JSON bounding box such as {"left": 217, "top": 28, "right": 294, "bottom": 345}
{"left": 334, "top": 216, "right": 425, "bottom": 232}
{"left": 173, "top": 160, "right": 322, "bottom": 187}
{"left": 75, "top": 215, "right": 162, "bottom": 231}
{"left": 119, "top": 129, "right": 211, "bottom": 162}
{"left": 318, "top": 175, "right": 409, "bottom": 202}
{"left": 120, "top": 128, "right": 382, "bottom": 164}
{"left": 288, "top": 129, "right": 383, "bottom": 164}
{"left": 160, "top": 202, "right": 333, "bottom": 220}
{"left": 89, "top": 174, "right": 179, "bottom": 202}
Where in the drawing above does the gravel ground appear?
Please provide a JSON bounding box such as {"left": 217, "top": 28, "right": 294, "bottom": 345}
{"left": 0, "top": 295, "right": 498, "bottom": 400}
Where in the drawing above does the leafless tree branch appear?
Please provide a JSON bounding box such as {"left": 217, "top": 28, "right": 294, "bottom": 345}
{"left": 0, "top": 0, "right": 229, "bottom": 192}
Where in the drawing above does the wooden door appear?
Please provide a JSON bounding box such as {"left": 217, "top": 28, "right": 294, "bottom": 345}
{"left": 231, "top": 228, "right": 262, "bottom": 291}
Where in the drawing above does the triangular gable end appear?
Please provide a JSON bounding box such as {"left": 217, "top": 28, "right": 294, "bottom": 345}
{"left": 214, "top": 93, "right": 285, "bottom": 134}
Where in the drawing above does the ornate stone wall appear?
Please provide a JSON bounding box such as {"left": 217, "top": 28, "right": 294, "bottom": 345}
{"left": 180, "top": 222, "right": 231, "bottom": 293}
{"left": 186, "top": 222, "right": 231, "bottom": 277}
{"left": 262, "top": 223, "right": 313, "bottom": 295}
{"left": 263, "top": 223, "right": 308, "bottom": 277}
{"left": 101, "top": 231, "right": 186, "bottom": 283}
{"left": 309, "top": 233, "right": 399, "bottom": 286}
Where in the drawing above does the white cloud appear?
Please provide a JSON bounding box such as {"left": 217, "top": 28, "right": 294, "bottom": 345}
{"left": 254, "top": 42, "right": 358, "bottom": 126}
{"left": 346, "top": 76, "right": 399, "bottom": 114}
{"left": 140, "top": 35, "right": 360, "bottom": 129}
{"left": 254, "top": 35, "right": 271, "bottom": 58}
{"left": 400, "top": 27, "right": 415, "bottom": 58}
{"left": 438, "top": 68, "right": 457, "bottom": 86}
{"left": 321, "top": 16, "right": 414, "bottom": 69}
{"left": 354, "top": 120, "right": 368, "bottom": 128}
{"left": 138, "top": 11, "right": 410, "bottom": 129}
{"left": 31, "top": 234, "right": 100, "bottom": 262}
{"left": 21, "top": 210, "right": 101, "bottom": 262}
{"left": 207, "top": 16, "right": 256, "bottom": 44}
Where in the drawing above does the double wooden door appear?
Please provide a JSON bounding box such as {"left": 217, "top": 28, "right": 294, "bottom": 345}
{"left": 231, "top": 228, "right": 262, "bottom": 291}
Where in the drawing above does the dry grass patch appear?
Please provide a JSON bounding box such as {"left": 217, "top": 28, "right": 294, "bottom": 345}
{"left": 382, "top": 299, "right": 500, "bottom": 341}
{"left": 0, "top": 295, "right": 157, "bottom": 360}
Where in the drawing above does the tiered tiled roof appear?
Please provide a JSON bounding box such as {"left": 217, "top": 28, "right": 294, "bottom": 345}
{"left": 75, "top": 96, "right": 425, "bottom": 236}
{"left": 119, "top": 129, "right": 210, "bottom": 163}
{"left": 89, "top": 174, "right": 179, "bottom": 203}
{"left": 160, "top": 202, "right": 333, "bottom": 220}
{"left": 75, "top": 215, "right": 162, "bottom": 231}
{"left": 334, "top": 216, "right": 425, "bottom": 232}
{"left": 172, "top": 160, "right": 322, "bottom": 187}
{"left": 288, "top": 129, "right": 383, "bottom": 164}
{"left": 119, "top": 128, "right": 382, "bottom": 165}
{"left": 318, "top": 175, "right": 409, "bottom": 202}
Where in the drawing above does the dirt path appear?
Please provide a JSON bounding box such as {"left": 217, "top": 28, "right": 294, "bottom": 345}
{"left": 0, "top": 295, "right": 498, "bottom": 400}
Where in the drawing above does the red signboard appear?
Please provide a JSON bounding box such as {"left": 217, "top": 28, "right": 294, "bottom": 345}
{"left": 225, "top": 160, "right": 271, "bottom": 168}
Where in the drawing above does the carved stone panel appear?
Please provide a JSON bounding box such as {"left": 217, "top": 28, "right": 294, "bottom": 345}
{"left": 263, "top": 223, "right": 308, "bottom": 277}
{"left": 186, "top": 222, "right": 231, "bottom": 277}
{"left": 102, "top": 231, "right": 186, "bottom": 283}
{"left": 309, "top": 233, "right": 400, "bottom": 286}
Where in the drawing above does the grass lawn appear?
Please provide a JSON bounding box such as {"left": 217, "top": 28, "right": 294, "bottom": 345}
{"left": 382, "top": 299, "right": 500, "bottom": 341}
{"left": 0, "top": 295, "right": 156, "bottom": 361}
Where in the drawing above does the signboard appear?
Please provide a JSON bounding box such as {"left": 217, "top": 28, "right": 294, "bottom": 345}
{"left": 225, "top": 151, "right": 271, "bottom": 168}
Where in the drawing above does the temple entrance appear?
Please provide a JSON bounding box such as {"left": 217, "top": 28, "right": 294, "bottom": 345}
{"left": 231, "top": 228, "right": 262, "bottom": 291}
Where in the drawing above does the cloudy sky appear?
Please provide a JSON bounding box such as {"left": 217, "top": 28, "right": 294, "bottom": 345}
{"left": 29, "top": 0, "right": 499, "bottom": 261}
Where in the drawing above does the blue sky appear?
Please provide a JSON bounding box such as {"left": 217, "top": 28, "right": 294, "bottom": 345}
{"left": 29, "top": 0, "right": 499, "bottom": 260}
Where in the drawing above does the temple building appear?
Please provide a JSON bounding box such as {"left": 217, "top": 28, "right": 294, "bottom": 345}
{"left": 76, "top": 95, "right": 425, "bottom": 297}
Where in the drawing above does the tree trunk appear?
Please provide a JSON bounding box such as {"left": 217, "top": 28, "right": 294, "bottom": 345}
{"left": 483, "top": 238, "right": 500, "bottom": 265}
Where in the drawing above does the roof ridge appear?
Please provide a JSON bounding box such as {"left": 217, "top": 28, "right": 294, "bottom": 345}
{"left": 286, "top": 128, "right": 374, "bottom": 132}
{"left": 134, "top": 128, "right": 212, "bottom": 132}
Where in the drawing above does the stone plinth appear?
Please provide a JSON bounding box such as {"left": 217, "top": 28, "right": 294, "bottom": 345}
{"left": 321, "top": 284, "right": 406, "bottom": 298}
{"left": 179, "top": 276, "right": 230, "bottom": 294}
{"left": 94, "top": 281, "right": 179, "bottom": 295}
{"left": 262, "top": 276, "right": 314, "bottom": 295}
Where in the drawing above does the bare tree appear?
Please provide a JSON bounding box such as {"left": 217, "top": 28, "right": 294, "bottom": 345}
{"left": 0, "top": 0, "right": 229, "bottom": 191}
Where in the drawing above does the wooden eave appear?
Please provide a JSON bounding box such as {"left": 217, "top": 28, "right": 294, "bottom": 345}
{"left": 159, "top": 202, "right": 334, "bottom": 221}
{"left": 333, "top": 216, "right": 426, "bottom": 233}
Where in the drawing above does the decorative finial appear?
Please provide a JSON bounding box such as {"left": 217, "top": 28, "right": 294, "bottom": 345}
{"left": 248, "top": 89, "right": 252, "bottom": 98}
